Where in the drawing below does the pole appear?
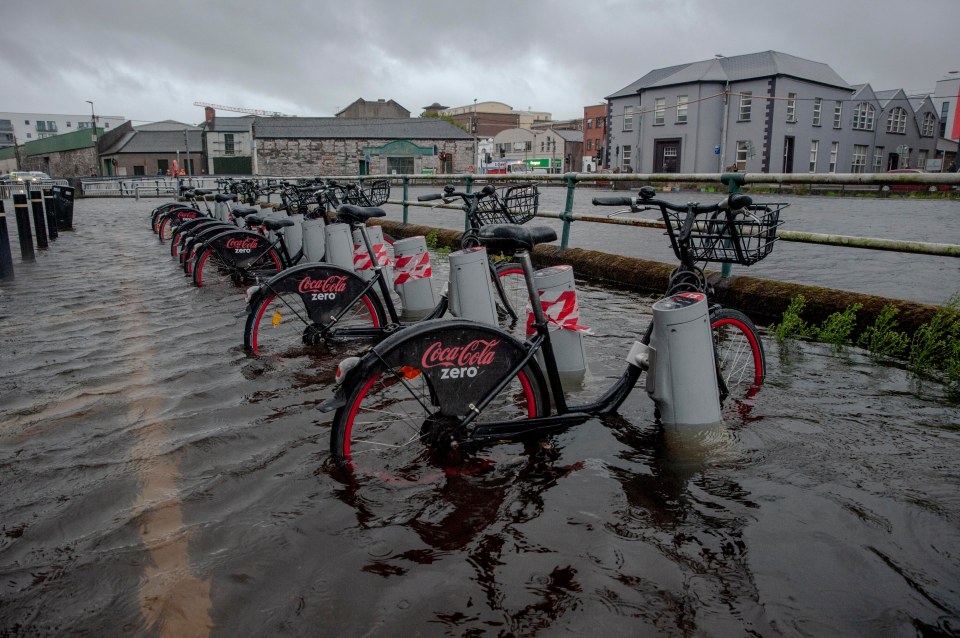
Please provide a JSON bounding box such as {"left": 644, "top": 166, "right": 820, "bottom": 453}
{"left": 86, "top": 100, "right": 100, "bottom": 177}
{"left": 30, "top": 189, "right": 49, "bottom": 250}
{"left": 43, "top": 188, "right": 58, "bottom": 240}
{"left": 184, "top": 129, "right": 190, "bottom": 175}
{"left": 13, "top": 194, "right": 35, "bottom": 262}
{"left": 473, "top": 98, "right": 478, "bottom": 173}
{"left": 0, "top": 201, "right": 14, "bottom": 280}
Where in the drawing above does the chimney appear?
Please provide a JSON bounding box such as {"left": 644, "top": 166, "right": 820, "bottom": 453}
{"left": 204, "top": 106, "right": 216, "bottom": 130}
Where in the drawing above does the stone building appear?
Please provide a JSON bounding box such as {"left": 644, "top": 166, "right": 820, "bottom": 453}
{"left": 252, "top": 117, "right": 473, "bottom": 176}
{"left": 99, "top": 124, "right": 203, "bottom": 176}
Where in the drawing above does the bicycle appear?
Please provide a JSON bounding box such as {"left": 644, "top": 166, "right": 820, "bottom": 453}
{"left": 319, "top": 189, "right": 784, "bottom": 481}
{"left": 242, "top": 189, "right": 537, "bottom": 356}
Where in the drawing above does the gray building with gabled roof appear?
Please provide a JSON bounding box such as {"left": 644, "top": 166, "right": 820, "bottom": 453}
{"left": 604, "top": 50, "right": 940, "bottom": 175}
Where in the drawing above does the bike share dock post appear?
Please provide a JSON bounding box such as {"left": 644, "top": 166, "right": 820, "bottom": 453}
{"left": 560, "top": 173, "right": 577, "bottom": 250}
{"left": 392, "top": 235, "right": 437, "bottom": 319}
{"left": 30, "top": 190, "right": 49, "bottom": 250}
{"left": 646, "top": 292, "right": 721, "bottom": 425}
{"left": 401, "top": 176, "right": 410, "bottom": 225}
{"left": 13, "top": 194, "right": 35, "bottom": 262}
{"left": 302, "top": 216, "right": 326, "bottom": 262}
{"left": 448, "top": 246, "right": 498, "bottom": 326}
{"left": 324, "top": 223, "right": 355, "bottom": 271}
{"left": 43, "top": 189, "right": 58, "bottom": 241}
{"left": 530, "top": 264, "right": 588, "bottom": 380}
{"left": 0, "top": 201, "right": 14, "bottom": 280}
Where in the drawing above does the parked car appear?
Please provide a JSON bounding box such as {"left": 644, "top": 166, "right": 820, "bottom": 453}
{"left": 0, "top": 171, "right": 52, "bottom": 183}
{"left": 881, "top": 168, "right": 953, "bottom": 193}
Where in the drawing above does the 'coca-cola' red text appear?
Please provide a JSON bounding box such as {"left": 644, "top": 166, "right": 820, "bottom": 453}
{"left": 298, "top": 275, "right": 349, "bottom": 294}
{"left": 421, "top": 339, "right": 500, "bottom": 369}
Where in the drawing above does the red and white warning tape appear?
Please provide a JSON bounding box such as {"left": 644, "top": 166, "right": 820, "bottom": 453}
{"left": 393, "top": 251, "right": 432, "bottom": 285}
{"left": 526, "top": 289, "right": 591, "bottom": 336}
{"left": 353, "top": 242, "right": 390, "bottom": 271}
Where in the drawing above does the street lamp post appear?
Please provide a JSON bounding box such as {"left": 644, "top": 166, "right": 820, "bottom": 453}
{"left": 85, "top": 100, "right": 100, "bottom": 177}
{"left": 473, "top": 98, "right": 478, "bottom": 173}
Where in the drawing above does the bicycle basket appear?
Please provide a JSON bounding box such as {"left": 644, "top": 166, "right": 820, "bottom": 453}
{"left": 474, "top": 183, "right": 539, "bottom": 226}
{"left": 664, "top": 202, "right": 787, "bottom": 265}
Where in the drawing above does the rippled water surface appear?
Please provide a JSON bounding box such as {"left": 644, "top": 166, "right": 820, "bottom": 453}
{"left": 1, "top": 198, "right": 959, "bottom": 637}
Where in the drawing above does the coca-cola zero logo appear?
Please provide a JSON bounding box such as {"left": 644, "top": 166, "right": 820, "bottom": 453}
{"left": 421, "top": 338, "right": 500, "bottom": 379}
{"left": 298, "top": 275, "right": 349, "bottom": 300}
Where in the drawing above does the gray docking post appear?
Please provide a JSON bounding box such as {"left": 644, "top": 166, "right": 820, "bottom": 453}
{"left": 13, "top": 194, "right": 35, "bottom": 262}
{"left": 0, "top": 200, "right": 14, "bottom": 279}
{"left": 30, "top": 190, "right": 49, "bottom": 250}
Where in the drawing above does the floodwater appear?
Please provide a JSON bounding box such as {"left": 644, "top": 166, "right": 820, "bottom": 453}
{"left": 1, "top": 198, "right": 959, "bottom": 637}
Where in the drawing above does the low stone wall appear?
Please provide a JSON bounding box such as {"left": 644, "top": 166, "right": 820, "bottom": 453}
{"left": 373, "top": 219, "right": 948, "bottom": 338}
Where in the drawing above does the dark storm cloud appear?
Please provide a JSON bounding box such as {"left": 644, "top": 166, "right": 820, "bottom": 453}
{"left": 2, "top": 0, "right": 956, "bottom": 124}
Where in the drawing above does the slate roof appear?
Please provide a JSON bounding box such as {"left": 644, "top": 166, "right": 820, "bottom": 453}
{"left": 135, "top": 120, "right": 200, "bottom": 131}
{"left": 553, "top": 129, "right": 583, "bottom": 143}
{"left": 111, "top": 129, "right": 204, "bottom": 154}
{"left": 252, "top": 117, "right": 472, "bottom": 140}
{"left": 203, "top": 116, "right": 255, "bottom": 132}
{"left": 607, "top": 51, "right": 851, "bottom": 99}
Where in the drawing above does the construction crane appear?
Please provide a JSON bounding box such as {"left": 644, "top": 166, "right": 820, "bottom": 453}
{"left": 194, "top": 101, "right": 288, "bottom": 117}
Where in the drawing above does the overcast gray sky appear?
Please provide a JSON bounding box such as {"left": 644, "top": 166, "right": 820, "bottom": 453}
{"left": 4, "top": 0, "right": 958, "bottom": 125}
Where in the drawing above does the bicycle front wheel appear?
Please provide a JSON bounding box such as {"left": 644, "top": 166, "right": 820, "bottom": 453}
{"left": 710, "top": 308, "right": 765, "bottom": 401}
{"left": 331, "top": 350, "right": 547, "bottom": 484}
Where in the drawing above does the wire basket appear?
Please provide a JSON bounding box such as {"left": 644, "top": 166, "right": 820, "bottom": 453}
{"left": 663, "top": 203, "right": 787, "bottom": 265}
{"left": 474, "top": 183, "right": 539, "bottom": 226}
{"left": 339, "top": 180, "right": 391, "bottom": 207}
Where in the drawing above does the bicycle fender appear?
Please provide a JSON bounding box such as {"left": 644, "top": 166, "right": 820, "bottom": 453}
{"left": 250, "top": 263, "right": 377, "bottom": 325}
{"left": 328, "top": 319, "right": 536, "bottom": 418}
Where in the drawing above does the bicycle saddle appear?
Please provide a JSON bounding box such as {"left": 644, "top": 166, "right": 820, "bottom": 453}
{"left": 336, "top": 204, "right": 386, "bottom": 224}
{"left": 232, "top": 206, "right": 260, "bottom": 217}
{"left": 215, "top": 193, "right": 238, "bottom": 203}
{"left": 477, "top": 224, "right": 557, "bottom": 254}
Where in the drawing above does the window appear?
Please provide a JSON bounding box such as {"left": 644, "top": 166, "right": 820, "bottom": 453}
{"left": 735, "top": 141, "right": 749, "bottom": 170}
{"left": 104, "top": 122, "right": 110, "bottom": 128}
{"left": 387, "top": 157, "right": 415, "bottom": 174}
{"left": 78, "top": 122, "right": 90, "bottom": 129}
{"left": 809, "top": 140, "right": 819, "bottom": 172}
{"left": 133, "top": 165, "right": 145, "bottom": 176}
{"left": 654, "top": 98, "right": 665, "bottom": 125}
{"left": 786, "top": 93, "right": 797, "bottom": 122}
{"left": 940, "top": 102, "right": 950, "bottom": 137}
{"left": 921, "top": 113, "right": 936, "bottom": 137}
{"left": 621, "top": 145, "right": 631, "bottom": 171}
{"left": 873, "top": 147, "right": 884, "bottom": 172}
{"left": 676, "top": 95, "right": 688, "bottom": 124}
{"left": 813, "top": 98, "right": 822, "bottom": 126}
{"left": 26, "top": 133, "right": 32, "bottom": 139}
{"left": 852, "top": 103, "right": 875, "bottom": 131}
{"left": 918, "top": 149, "right": 929, "bottom": 169}
{"left": 36, "top": 121, "right": 47, "bottom": 132}
{"left": 66, "top": 121, "right": 72, "bottom": 127}
{"left": 739, "top": 92, "right": 752, "bottom": 121}
{"left": 623, "top": 106, "right": 634, "bottom": 131}
{"left": 540, "top": 141, "right": 544, "bottom": 152}
{"left": 829, "top": 142, "right": 839, "bottom": 172}
{"left": 587, "top": 119, "right": 593, "bottom": 129}
{"left": 886, "top": 107, "right": 907, "bottom": 134}
{"left": 157, "top": 159, "right": 169, "bottom": 173}
{"left": 25, "top": 120, "right": 30, "bottom": 125}
{"left": 586, "top": 139, "right": 593, "bottom": 151}
{"left": 224, "top": 133, "right": 235, "bottom": 155}
{"left": 833, "top": 102, "right": 843, "bottom": 129}
{"left": 851, "top": 144, "right": 868, "bottom": 173}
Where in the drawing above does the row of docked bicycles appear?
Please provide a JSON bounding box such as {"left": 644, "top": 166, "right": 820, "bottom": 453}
{"left": 148, "top": 178, "right": 786, "bottom": 481}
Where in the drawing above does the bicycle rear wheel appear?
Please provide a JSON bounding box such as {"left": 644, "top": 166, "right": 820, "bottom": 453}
{"left": 193, "top": 246, "right": 281, "bottom": 291}
{"left": 245, "top": 289, "right": 385, "bottom": 356}
{"left": 331, "top": 335, "right": 548, "bottom": 484}
{"left": 493, "top": 261, "right": 529, "bottom": 340}
{"left": 710, "top": 308, "right": 765, "bottom": 402}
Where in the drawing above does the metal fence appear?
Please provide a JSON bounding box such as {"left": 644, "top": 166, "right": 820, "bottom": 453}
{"left": 0, "top": 179, "right": 70, "bottom": 199}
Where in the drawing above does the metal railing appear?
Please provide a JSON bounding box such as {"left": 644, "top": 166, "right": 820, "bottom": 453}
{"left": 0, "top": 179, "right": 69, "bottom": 199}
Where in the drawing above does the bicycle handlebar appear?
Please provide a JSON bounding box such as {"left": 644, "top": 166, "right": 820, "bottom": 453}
{"left": 592, "top": 192, "right": 752, "bottom": 213}
{"left": 417, "top": 184, "right": 496, "bottom": 205}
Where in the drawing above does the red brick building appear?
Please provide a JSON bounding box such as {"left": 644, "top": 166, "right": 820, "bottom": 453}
{"left": 582, "top": 104, "right": 608, "bottom": 171}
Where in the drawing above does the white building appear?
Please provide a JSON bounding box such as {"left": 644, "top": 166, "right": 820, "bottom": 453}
{"left": 0, "top": 111, "right": 126, "bottom": 145}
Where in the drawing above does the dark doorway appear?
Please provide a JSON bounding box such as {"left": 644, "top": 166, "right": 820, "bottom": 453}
{"left": 654, "top": 139, "right": 681, "bottom": 173}
{"left": 887, "top": 153, "right": 899, "bottom": 171}
{"left": 782, "top": 136, "right": 795, "bottom": 173}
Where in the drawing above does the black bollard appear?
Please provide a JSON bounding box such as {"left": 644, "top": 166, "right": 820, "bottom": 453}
{"left": 0, "top": 201, "right": 14, "bottom": 280}
{"left": 30, "top": 190, "right": 49, "bottom": 250}
{"left": 43, "top": 189, "right": 59, "bottom": 241}
{"left": 13, "top": 194, "right": 35, "bottom": 262}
